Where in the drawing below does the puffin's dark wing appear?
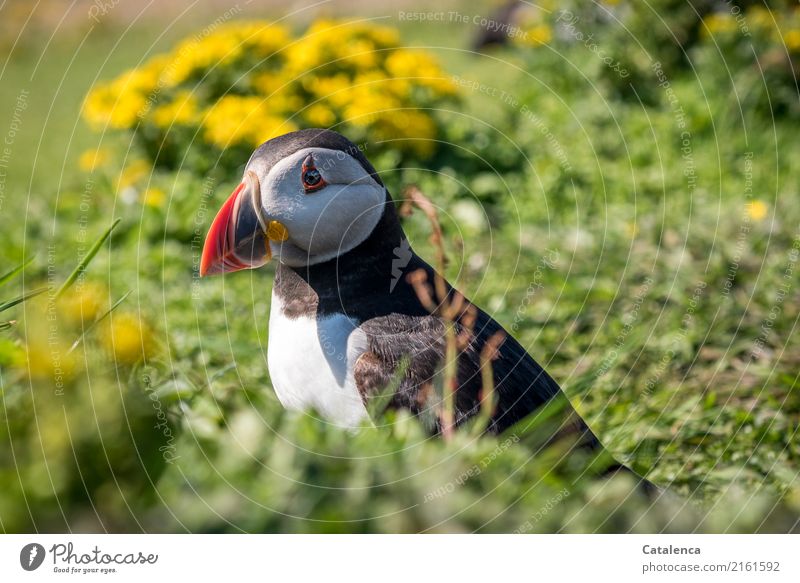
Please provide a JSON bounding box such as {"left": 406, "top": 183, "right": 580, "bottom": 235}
{"left": 354, "top": 305, "right": 598, "bottom": 444}
{"left": 354, "top": 314, "right": 446, "bottom": 429}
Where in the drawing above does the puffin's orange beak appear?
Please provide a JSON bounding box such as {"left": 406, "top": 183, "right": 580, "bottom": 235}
{"left": 200, "top": 171, "right": 288, "bottom": 277}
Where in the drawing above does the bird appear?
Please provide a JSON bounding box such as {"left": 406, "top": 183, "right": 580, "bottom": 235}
{"left": 471, "top": 0, "right": 524, "bottom": 51}
{"left": 200, "top": 128, "right": 614, "bottom": 461}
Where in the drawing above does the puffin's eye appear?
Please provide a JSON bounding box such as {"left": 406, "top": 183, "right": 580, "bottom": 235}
{"left": 301, "top": 155, "right": 326, "bottom": 193}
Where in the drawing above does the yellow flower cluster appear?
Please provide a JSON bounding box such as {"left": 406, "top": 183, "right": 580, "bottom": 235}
{"left": 519, "top": 24, "right": 553, "bottom": 47}
{"left": 83, "top": 58, "right": 166, "bottom": 129}
{"left": 510, "top": 8, "right": 553, "bottom": 49}
{"left": 83, "top": 19, "right": 457, "bottom": 158}
{"left": 701, "top": 12, "right": 739, "bottom": 38}
{"left": 203, "top": 95, "right": 296, "bottom": 148}
{"left": 16, "top": 283, "right": 157, "bottom": 386}
{"left": 78, "top": 147, "right": 110, "bottom": 172}
{"left": 116, "top": 158, "right": 151, "bottom": 191}
{"left": 58, "top": 281, "right": 107, "bottom": 326}
{"left": 747, "top": 6, "right": 775, "bottom": 32}
{"left": 702, "top": 7, "right": 800, "bottom": 54}
{"left": 103, "top": 312, "right": 155, "bottom": 365}
{"left": 151, "top": 90, "right": 199, "bottom": 127}
{"left": 785, "top": 30, "right": 800, "bottom": 52}
{"left": 702, "top": 6, "right": 800, "bottom": 46}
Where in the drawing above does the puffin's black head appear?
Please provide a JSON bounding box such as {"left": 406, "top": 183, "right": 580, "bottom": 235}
{"left": 200, "top": 129, "right": 391, "bottom": 276}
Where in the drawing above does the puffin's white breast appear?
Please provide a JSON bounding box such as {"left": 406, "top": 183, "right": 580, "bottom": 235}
{"left": 267, "top": 293, "right": 369, "bottom": 428}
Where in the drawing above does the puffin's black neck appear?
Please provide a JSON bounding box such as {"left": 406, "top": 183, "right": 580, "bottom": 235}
{"left": 273, "top": 196, "right": 417, "bottom": 320}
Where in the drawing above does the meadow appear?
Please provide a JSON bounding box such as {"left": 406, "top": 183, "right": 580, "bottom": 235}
{"left": 0, "top": 0, "right": 798, "bottom": 532}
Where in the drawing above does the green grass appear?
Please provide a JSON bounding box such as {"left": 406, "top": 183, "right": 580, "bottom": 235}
{"left": 0, "top": 7, "right": 798, "bottom": 533}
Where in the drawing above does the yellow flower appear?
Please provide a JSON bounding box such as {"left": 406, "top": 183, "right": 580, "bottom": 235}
{"left": 116, "top": 159, "right": 151, "bottom": 191}
{"left": 142, "top": 54, "right": 172, "bottom": 84}
{"left": 57, "top": 281, "right": 108, "bottom": 326}
{"left": 161, "top": 22, "right": 287, "bottom": 86}
{"left": 366, "top": 24, "right": 400, "bottom": 48}
{"left": 20, "top": 299, "right": 80, "bottom": 380}
{"left": 265, "top": 88, "right": 304, "bottom": 113}
{"left": 784, "top": 30, "right": 800, "bottom": 52}
{"left": 168, "top": 31, "right": 244, "bottom": 85}
{"left": 343, "top": 86, "right": 400, "bottom": 125}
{"left": 83, "top": 82, "right": 146, "bottom": 130}
{"left": 283, "top": 42, "right": 322, "bottom": 77}
{"left": 747, "top": 7, "right": 774, "bottom": 32}
{"left": 285, "top": 19, "right": 399, "bottom": 78}
{"left": 305, "top": 19, "right": 399, "bottom": 49}
{"left": 251, "top": 72, "right": 287, "bottom": 95}
{"left": 373, "top": 109, "right": 437, "bottom": 157}
{"left": 385, "top": 49, "right": 431, "bottom": 77}
{"left": 385, "top": 77, "right": 412, "bottom": 99}
{"left": 24, "top": 338, "right": 78, "bottom": 381}
{"left": 143, "top": 187, "right": 166, "bottom": 207}
{"left": 82, "top": 86, "right": 112, "bottom": 128}
{"left": 151, "top": 90, "right": 198, "bottom": 127}
{"left": 78, "top": 147, "right": 110, "bottom": 172}
{"left": 104, "top": 312, "right": 154, "bottom": 365}
{"left": 702, "top": 13, "right": 737, "bottom": 38}
{"left": 522, "top": 24, "right": 553, "bottom": 46}
{"left": 120, "top": 61, "right": 163, "bottom": 94}
{"left": 234, "top": 22, "right": 291, "bottom": 57}
{"left": 203, "top": 96, "right": 296, "bottom": 147}
{"left": 340, "top": 39, "right": 380, "bottom": 69}
{"left": 746, "top": 200, "right": 768, "bottom": 221}
{"left": 304, "top": 104, "right": 336, "bottom": 127}
{"left": 82, "top": 61, "right": 165, "bottom": 129}
{"left": 309, "top": 74, "right": 353, "bottom": 99}
{"left": 384, "top": 49, "right": 457, "bottom": 96}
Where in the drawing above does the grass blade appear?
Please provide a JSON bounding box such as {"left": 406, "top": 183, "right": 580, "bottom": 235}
{"left": 55, "top": 218, "right": 120, "bottom": 300}
{"left": 0, "top": 287, "right": 49, "bottom": 313}
{"left": 67, "top": 290, "right": 131, "bottom": 354}
{"left": 0, "top": 256, "right": 34, "bottom": 288}
{"left": 0, "top": 320, "right": 16, "bottom": 331}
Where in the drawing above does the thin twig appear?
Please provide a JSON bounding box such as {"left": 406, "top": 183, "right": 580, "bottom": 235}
{"left": 474, "top": 331, "right": 506, "bottom": 435}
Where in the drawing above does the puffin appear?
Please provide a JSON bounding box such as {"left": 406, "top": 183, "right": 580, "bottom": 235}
{"left": 199, "top": 129, "right": 596, "bottom": 448}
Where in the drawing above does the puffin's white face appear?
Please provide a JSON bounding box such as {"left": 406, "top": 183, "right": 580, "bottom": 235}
{"left": 200, "top": 146, "right": 386, "bottom": 275}
{"left": 252, "top": 147, "right": 385, "bottom": 267}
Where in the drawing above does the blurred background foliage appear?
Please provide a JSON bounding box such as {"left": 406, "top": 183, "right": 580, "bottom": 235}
{"left": 0, "top": 0, "right": 798, "bottom": 532}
